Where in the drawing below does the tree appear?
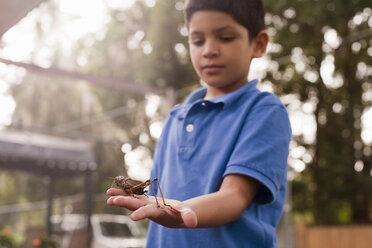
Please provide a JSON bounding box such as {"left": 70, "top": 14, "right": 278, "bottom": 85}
{"left": 74, "top": 0, "right": 197, "bottom": 182}
{"left": 265, "top": 0, "right": 372, "bottom": 224}
{"left": 4, "top": 0, "right": 197, "bottom": 215}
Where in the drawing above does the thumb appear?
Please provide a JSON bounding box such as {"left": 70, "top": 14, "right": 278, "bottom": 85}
{"left": 178, "top": 206, "right": 198, "bottom": 228}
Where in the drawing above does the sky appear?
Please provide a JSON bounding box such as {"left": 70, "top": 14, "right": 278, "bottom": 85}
{"left": 0, "top": 0, "right": 371, "bottom": 177}
{"left": 0, "top": 0, "right": 136, "bottom": 127}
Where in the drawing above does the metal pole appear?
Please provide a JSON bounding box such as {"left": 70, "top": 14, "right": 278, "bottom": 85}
{"left": 85, "top": 171, "right": 94, "bottom": 247}
{"left": 46, "top": 176, "right": 54, "bottom": 237}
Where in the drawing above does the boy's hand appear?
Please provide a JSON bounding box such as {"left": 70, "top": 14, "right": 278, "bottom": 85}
{"left": 106, "top": 188, "right": 198, "bottom": 228}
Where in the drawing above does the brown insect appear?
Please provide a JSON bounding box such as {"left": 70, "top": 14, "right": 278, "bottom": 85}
{"left": 111, "top": 176, "right": 168, "bottom": 208}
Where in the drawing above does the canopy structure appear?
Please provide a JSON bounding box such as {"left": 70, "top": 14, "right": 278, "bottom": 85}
{"left": 0, "top": 131, "right": 96, "bottom": 242}
{"left": 0, "top": 131, "right": 96, "bottom": 177}
{"left": 0, "top": 0, "right": 46, "bottom": 38}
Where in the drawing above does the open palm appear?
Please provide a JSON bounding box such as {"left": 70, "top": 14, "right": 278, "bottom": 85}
{"left": 107, "top": 188, "right": 198, "bottom": 228}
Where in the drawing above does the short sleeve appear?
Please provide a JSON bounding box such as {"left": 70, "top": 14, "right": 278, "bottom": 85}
{"left": 223, "top": 104, "right": 291, "bottom": 204}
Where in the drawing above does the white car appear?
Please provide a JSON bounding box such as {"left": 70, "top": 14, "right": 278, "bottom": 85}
{"left": 51, "top": 214, "right": 147, "bottom": 248}
{"left": 91, "top": 214, "right": 147, "bottom": 248}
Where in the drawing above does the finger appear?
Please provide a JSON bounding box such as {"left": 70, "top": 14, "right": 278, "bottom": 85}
{"left": 131, "top": 204, "right": 192, "bottom": 228}
{"left": 131, "top": 204, "right": 163, "bottom": 221}
{"left": 178, "top": 206, "right": 198, "bottom": 228}
{"left": 106, "top": 188, "right": 129, "bottom": 196}
{"left": 107, "top": 196, "right": 124, "bottom": 206}
{"left": 107, "top": 196, "right": 146, "bottom": 211}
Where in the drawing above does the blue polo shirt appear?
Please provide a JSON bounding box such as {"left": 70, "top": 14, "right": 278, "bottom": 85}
{"left": 147, "top": 79, "right": 291, "bottom": 248}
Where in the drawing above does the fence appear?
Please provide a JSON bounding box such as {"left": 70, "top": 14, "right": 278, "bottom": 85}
{"left": 295, "top": 222, "right": 372, "bottom": 248}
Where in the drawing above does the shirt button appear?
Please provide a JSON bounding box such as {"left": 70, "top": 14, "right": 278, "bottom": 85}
{"left": 201, "top": 102, "right": 206, "bottom": 106}
{"left": 186, "top": 124, "right": 194, "bottom": 132}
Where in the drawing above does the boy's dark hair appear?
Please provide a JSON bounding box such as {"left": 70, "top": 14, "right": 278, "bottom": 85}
{"left": 184, "top": 0, "right": 265, "bottom": 40}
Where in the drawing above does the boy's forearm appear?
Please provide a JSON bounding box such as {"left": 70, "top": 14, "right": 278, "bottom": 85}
{"left": 183, "top": 174, "right": 260, "bottom": 227}
{"left": 183, "top": 190, "right": 246, "bottom": 227}
{"left": 107, "top": 174, "right": 259, "bottom": 229}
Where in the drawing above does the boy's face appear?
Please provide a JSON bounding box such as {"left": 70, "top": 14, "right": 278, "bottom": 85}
{"left": 188, "top": 10, "right": 264, "bottom": 99}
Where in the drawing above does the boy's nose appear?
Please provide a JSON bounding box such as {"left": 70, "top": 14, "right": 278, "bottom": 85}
{"left": 202, "top": 40, "right": 219, "bottom": 58}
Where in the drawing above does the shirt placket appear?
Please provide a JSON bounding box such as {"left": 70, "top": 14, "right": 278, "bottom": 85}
{"left": 178, "top": 102, "right": 205, "bottom": 160}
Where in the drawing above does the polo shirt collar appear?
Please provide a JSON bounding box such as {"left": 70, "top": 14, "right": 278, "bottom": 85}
{"left": 185, "top": 79, "right": 258, "bottom": 109}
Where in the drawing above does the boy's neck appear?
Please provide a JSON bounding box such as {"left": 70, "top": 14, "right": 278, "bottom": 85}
{"left": 204, "top": 79, "right": 249, "bottom": 100}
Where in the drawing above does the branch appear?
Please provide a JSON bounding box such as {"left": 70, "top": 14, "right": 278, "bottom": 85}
{"left": 0, "top": 57, "right": 167, "bottom": 95}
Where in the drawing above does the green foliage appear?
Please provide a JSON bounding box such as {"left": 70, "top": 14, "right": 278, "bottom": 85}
{"left": 31, "top": 237, "right": 58, "bottom": 248}
{"left": 0, "top": 227, "right": 13, "bottom": 248}
{"left": 265, "top": 0, "right": 372, "bottom": 224}
{"left": 0, "top": 226, "right": 23, "bottom": 248}
{"left": 142, "top": 0, "right": 197, "bottom": 90}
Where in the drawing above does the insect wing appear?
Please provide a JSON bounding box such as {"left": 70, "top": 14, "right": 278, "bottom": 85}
{"left": 125, "top": 178, "right": 144, "bottom": 187}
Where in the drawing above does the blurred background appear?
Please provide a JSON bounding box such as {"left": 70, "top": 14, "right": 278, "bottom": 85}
{"left": 0, "top": 0, "right": 371, "bottom": 247}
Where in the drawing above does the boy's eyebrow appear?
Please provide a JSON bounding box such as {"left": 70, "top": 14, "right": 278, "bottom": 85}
{"left": 214, "top": 25, "right": 237, "bottom": 32}
{"left": 189, "top": 25, "right": 238, "bottom": 36}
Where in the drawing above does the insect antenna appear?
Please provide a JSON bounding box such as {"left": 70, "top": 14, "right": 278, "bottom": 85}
{"left": 107, "top": 177, "right": 116, "bottom": 188}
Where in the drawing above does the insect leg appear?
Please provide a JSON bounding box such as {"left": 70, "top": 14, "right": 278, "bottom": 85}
{"left": 149, "top": 181, "right": 160, "bottom": 207}
{"left": 151, "top": 178, "right": 167, "bottom": 206}
{"left": 129, "top": 188, "right": 138, "bottom": 198}
{"left": 143, "top": 190, "right": 149, "bottom": 197}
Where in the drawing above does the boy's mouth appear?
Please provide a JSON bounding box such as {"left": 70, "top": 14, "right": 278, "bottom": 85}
{"left": 202, "top": 64, "right": 224, "bottom": 74}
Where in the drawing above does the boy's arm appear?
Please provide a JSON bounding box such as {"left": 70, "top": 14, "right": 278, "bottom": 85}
{"left": 107, "top": 174, "right": 260, "bottom": 228}
{"left": 184, "top": 174, "right": 259, "bottom": 227}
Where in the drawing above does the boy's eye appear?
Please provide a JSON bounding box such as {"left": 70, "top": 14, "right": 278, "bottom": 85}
{"left": 191, "top": 39, "right": 204, "bottom": 46}
{"left": 220, "top": 36, "right": 235, "bottom": 42}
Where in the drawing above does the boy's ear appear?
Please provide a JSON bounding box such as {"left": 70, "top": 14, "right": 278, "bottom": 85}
{"left": 252, "top": 30, "right": 269, "bottom": 58}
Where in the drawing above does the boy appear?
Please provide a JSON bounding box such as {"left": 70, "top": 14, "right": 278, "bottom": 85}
{"left": 107, "top": 0, "right": 291, "bottom": 247}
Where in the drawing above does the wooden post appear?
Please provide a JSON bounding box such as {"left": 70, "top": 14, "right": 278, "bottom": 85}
{"left": 283, "top": 180, "right": 294, "bottom": 248}
{"left": 295, "top": 221, "right": 307, "bottom": 248}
